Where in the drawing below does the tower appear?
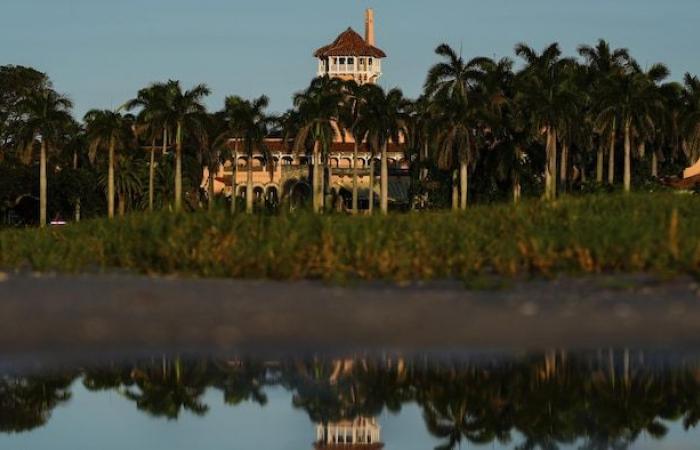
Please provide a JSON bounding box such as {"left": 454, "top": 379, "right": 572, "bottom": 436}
{"left": 314, "top": 9, "right": 386, "bottom": 85}
{"left": 314, "top": 417, "right": 383, "bottom": 449}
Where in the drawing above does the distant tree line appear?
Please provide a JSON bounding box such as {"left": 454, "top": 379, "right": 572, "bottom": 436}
{"left": 2, "top": 40, "right": 700, "bottom": 226}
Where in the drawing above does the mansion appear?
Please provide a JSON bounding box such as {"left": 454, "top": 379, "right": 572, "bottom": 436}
{"left": 205, "top": 9, "right": 410, "bottom": 210}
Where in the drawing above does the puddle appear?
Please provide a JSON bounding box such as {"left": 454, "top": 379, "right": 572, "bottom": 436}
{"left": 1, "top": 351, "right": 699, "bottom": 449}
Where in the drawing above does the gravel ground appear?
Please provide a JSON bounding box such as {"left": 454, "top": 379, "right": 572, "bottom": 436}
{"left": 1, "top": 272, "right": 700, "bottom": 367}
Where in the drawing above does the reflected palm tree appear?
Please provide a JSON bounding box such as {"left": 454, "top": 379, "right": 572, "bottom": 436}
{"left": 2, "top": 351, "right": 700, "bottom": 448}
{"left": 0, "top": 374, "right": 75, "bottom": 433}
{"left": 122, "top": 357, "right": 209, "bottom": 420}
{"left": 211, "top": 359, "right": 268, "bottom": 406}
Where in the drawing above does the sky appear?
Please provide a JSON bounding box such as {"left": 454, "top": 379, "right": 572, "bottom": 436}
{"left": 1, "top": 0, "right": 699, "bottom": 118}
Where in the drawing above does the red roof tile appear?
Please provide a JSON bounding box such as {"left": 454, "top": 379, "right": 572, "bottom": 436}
{"left": 314, "top": 28, "right": 386, "bottom": 58}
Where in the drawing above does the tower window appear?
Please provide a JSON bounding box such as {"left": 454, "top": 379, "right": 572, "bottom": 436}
{"left": 339, "top": 57, "right": 346, "bottom": 64}
{"left": 347, "top": 57, "right": 354, "bottom": 65}
{"left": 368, "top": 58, "right": 373, "bottom": 66}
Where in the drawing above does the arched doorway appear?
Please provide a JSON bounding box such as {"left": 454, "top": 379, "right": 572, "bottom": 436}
{"left": 289, "top": 182, "right": 312, "bottom": 210}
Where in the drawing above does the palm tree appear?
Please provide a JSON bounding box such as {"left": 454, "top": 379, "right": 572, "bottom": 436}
{"left": 515, "top": 43, "right": 576, "bottom": 200}
{"left": 84, "top": 109, "right": 133, "bottom": 218}
{"left": 429, "top": 94, "right": 476, "bottom": 210}
{"left": 680, "top": 73, "right": 700, "bottom": 167}
{"left": 598, "top": 61, "right": 669, "bottom": 192}
{"left": 223, "top": 95, "right": 272, "bottom": 213}
{"left": 578, "top": 40, "right": 630, "bottom": 183}
{"left": 98, "top": 152, "right": 144, "bottom": 216}
{"left": 339, "top": 80, "right": 371, "bottom": 214}
{"left": 14, "top": 89, "right": 73, "bottom": 227}
{"left": 199, "top": 112, "right": 230, "bottom": 211}
{"left": 425, "top": 44, "right": 487, "bottom": 210}
{"left": 159, "top": 81, "right": 210, "bottom": 212}
{"left": 359, "top": 85, "right": 409, "bottom": 214}
{"left": 293, "top": 76, "right": 344, "bottom": 213}
{"left": 124, "top": 82, "right": 172, "bottom": 212}
{"left": 404, "top": 96, "right": 435, "bottom": 207}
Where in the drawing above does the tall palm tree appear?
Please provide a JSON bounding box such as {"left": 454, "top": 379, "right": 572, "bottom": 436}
{"left": 223, "top": 95, "right": 272, "bottom": 213}
{"left": 680, "top": 73, "right": 700, "bottom": 167}
{"left": 14, "top": 89, "right": 73, "bottom": 227}
{"left": 404, "top": 96, "right": 435, "bottom": 207}
{"left": 124, "top": 82, "right": 172, "bottom": 212}
{"left": 160, "top": 81, "right": 210, "bottom": 212}
{"left": 358, "top": 86, "right": 409, "bottom": 214}
{"left": 98, "top": 152, "right": 144, "bottom": 216}
{"left": 293, "top": 76, "right": 344, "bottom": 213}
{"left": 199, "top": 112, "right": 230, "bottom": 211}
{"left": 84, "top": 109, "right": 133, "bottom": 218}
{"left": 598, "top": 61, "right": 668, "bottom": 192}
{"left": 339, "top": 80, "right": 371, "bottom": 214}
{"left": 578, "top": 40, "right": 631, "bottom": 183}
{"left": 515, "top": 43, "right": 576, "bottom": 200}
{"left": 425, "top": 44, "right": 486, "bottom": 210}
{"left": 429, "top": 93, "right": 477, "bottom": 210}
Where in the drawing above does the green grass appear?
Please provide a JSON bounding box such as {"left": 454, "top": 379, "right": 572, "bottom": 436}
{"left": 1, "top": 193, "right": 699, "bottom": 281}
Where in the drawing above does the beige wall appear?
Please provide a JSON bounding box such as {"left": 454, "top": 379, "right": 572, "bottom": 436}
{"left": 684, "top": 158, "right": 700, "bottom": 179}
{"left": 203, "top": 152, "right": 408, "bottom": 199}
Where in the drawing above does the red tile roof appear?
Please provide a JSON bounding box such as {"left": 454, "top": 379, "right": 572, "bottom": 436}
{"left": 314, "top": 28, "right": 386, "bottom": 59}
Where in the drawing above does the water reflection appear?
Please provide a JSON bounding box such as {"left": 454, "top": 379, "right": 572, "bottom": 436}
{"left": 1, "top": 351, "right": 700, "bottom": 450}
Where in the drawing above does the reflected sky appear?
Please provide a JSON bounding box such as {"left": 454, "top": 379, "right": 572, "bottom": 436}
{"left": 2, "top": 353, "right": 700, "bottom": 450}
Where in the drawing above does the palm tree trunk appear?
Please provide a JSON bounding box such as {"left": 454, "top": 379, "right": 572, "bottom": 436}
{"left": 623, "top": 119, "right": 632, "bottom": 193}
{"left": 149, "top": 137, "right": 156, "bottom": 212}
{"left": 73, "top": 147, "right": 80, "bottom": 222}
{"left": 312, "top": 141, "right": 322, "bottom": 213}
{"left": 118, "top": 192, "right": 125, "bottom": 217}
{"left": 451, "top": 170, "right": 459, "bottom": 211}
{"left": 596, "top": 145, "right": 604, "bottom": 183}
{"left": 208, "top": 164, "right": 215, "bottom": 212}
{"left": 246, "top": 153, "right": 254, "bottom": 214}
{"left": 39, "top": 140, "right": 47, "bottom": 228}
{"left": 231, "top": 141, "right": 238, "bottom": 214}
{"left": 380, "top": 141, "right": 389, "bottom": 214}
{"left": 459, "top": 154, "right": 468, "bottom": 210}
{"left": 513, "top": 172, "right": 521, "bottom": 204}
{"left": 368, "top": 157, "right": 375, "bottom": 215}
{"left": 550, "top": 128, "right": 557, "bottom": 199}
{"left": 560, "top": 141, "right": 568, "bottom": 193}
{"left": 420, "top": 141, "right": 429, "bottom": 182}
{"left": 352, "top": 141, "right": 359, "bottom": 214}
{"left": 175, "top": 121, "right": 183, "bottom": 212}
{"left": 108, "top": 137, "right": 115, "bottom": 219}
{"left": 326, "top": 162, "right": 333, "bottom": 210}
{"left": 544, "top": 127, "right": 557, "bottom": 201}
{"left": 608, "top": 119, "right": 616, "bottom": 185}
{"left": 651, "top": 149, "right": 658, "bottom": 178}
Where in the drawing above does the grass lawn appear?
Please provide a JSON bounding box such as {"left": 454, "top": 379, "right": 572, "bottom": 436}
{"left": 0, "top": 193, "right": 698, "bottom": 281}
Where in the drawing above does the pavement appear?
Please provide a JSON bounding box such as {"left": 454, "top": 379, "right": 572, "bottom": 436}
{"left": 1, "top": 273, "right": 700, "bottom": 367}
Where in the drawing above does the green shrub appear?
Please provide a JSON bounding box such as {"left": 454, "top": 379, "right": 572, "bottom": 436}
{"left": 1, "top": 193, "right": 698, "bottom": 281}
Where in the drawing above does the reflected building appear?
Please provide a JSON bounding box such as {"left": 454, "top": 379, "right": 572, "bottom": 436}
{"left": 314, "top": 417, "right": 383, "bottom": 449}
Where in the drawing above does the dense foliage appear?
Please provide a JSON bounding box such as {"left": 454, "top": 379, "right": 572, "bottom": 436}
{"left": 1, "top": 39, "right": 700, "bottom": 226}
{"left": 0, "top": 193, "right": 697, "bottom": 279}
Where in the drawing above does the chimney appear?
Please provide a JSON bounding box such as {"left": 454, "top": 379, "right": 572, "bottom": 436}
{"left": 365, "top": 8, "right": 375, "bottom": 46}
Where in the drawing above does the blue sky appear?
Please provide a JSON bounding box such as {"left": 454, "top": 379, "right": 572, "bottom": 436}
{"left": 1, "top": 0, "right": 699, "bottom": 118}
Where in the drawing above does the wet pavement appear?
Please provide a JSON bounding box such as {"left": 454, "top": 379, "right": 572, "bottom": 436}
{"left": 1, "top": 273, "right": 700, "bottom": 363}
